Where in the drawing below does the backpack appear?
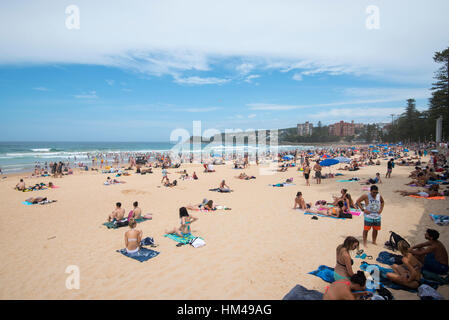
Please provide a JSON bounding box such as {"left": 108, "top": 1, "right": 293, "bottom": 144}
{"left": 384, "top": 231, "right": 409, "bottom": 251}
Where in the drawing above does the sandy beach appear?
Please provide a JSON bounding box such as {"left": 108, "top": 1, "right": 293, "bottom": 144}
{"left": 0, "top": 155, "right": 448, "bottom": 300}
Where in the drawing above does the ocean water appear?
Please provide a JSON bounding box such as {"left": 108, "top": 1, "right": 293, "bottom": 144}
{"left": 0, "top": 141, "right": 314, "bottom": 173}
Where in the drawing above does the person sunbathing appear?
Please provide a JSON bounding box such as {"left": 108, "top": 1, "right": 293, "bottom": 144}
{"left": 323, "top": 271, "right": 369, "bottom": 300}
{"left": 386, "top": 240, "right": 422, "bottom": 289}
{"left": 395, "top": 184, "right": 441, "bottom": 197}
{"left": 124, "top": 219, "right": 143, "bottom": 254}
{"left": 361, "top": 173, "right": 382, "bottom": 185}
{"left": 165, "top": 207, "right": 198, "bottom": 237}
{"left": 163, "top": 178, "right": 177, "bottom": 187}
{"left": 192, "top": 171, "right": 198, "bottom": 180}
{"left": 332, "top": 189, "right": 348, "bottom": 205}
{"left": 25, "top": 196, "right": 48, "bottom": 204}
{"left": 405, "top": 172, "right": 427, "bottom": 187}
{"left": 15, "top": 179, "right": 26, "bottom": 191}
{"left": 219, "top": 180, "right": 231, "bottom": 192}
{"left": 108, "top": 202, "right": 125, "bottom": 222}
{"left": 305, "top": 201, "right": 345, "bottom": 218}
{"left": 293, "top": 192, "right": 311, "bottom": 209}
{"left": 128, "top": 201, "right": 142, "bottom": 220}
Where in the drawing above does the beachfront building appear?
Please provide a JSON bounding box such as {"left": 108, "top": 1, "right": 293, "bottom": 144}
{"left": 328, "top": 120, "right": 355, "bottom": 137}
{"left": 297, "top": 121, "right": 313, "bottom": 136}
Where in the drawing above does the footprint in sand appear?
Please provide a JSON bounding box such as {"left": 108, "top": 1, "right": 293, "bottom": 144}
{"left": 121, "top": 189, "right": 150, "bottom": 195}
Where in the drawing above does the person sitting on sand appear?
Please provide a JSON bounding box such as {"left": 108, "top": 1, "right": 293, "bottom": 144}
{"left": 332, "top": 189, "right": 348, "bottom": 205}
{"left": 163, "top": 178, "right": 178, "bottom": 187}
{"left": 343, "top": 193, "right": 356, "bottom": 212}
{"left": 165, "top": 207, "right": 198, "bottom": 237}
{"left": 405, "top": 172, "right": 427, "bottom": 187}
{"left": 305, "top": 201, "right": 345, "bottom": 218}
{"left": 192, "top": 171, "right": 198, "bottom": 180}
{"left": 219, "top": 180, "right": 231, "bottom": 192}
{"left": 410, "top": 229, "right": 449, "bottom": 275}
{"left": 108, "top": 202, "right": 125, "bottom": 222}
{"left": 386, "top": 240, "right": 422, "bottom": 289}
{"left": 334, "top": 236, "right": 360, "bottom": 281}
{"left": 323, "top": 271, "right": 369, "bottom": 300}
{"left": 395, "top": 184, "right": 441, "bottom": 198}
{"left": 409, "top": 166, "right": 422, "bottom": 179}
{"left": 293, "top": 192, "right": 311, "bottom": 210}
{"left": 128, "top": 201, "right": 142, "bottom": 220}
{"left": 124, "top": 219, "right": 143, "bottom": 254}
{"left": 15, "top": 179, "right": 26, "bottom": 191}
{"left": 361, "top": 173, "right": 382, "bottom": 185}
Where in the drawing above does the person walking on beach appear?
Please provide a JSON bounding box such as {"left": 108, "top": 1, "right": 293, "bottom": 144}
{"left": 356, "top": 185, "right": 384, "bottom": 247}
{"left": 303, "top": 163, "right": 311, "bottom": 186}
{"left": 161, "top": 167, "right": 169, "bottom": 184}
{"left": 386, "top": 158, "right": 394, "bottom": 178}
{"left": 313, "top": 161, "right": 322, "bottom": 184}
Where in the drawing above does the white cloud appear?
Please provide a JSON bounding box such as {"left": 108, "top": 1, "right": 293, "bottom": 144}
{"left": 1, "top": 1, "right": 447, "bottom": 84}
{"left": 248, "top": 113, "right": 257, "bottom": 118}
{"left": 244, "top": 74, "right": 260, "bottom": 83}
{"left": 105, "top": 79, "right": 115, "bottom": 86}
{"left": 181, "top": 107, "right": 221, "bottom": 112}
{"left": 236, "top": 63, "right": 255, "bottom": 75}
{"left": 74, "top": 91, "right": 98, "bottom": 99}
{"left": 292, "top": 73, "right": 302, "bottom": 81}
{"left": 173, "top": 76, "right": 230, "bottom": 85}
{"left": 309, "top": 107, "right": 405, "bottom": 123}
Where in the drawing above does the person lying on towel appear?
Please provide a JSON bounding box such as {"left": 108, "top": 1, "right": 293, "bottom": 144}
{"left": 395, "top": 184, "right": 442, "bottom": 197}
{"left": 305, "top": 201, "right": 345, "bottom": 218}
{"left": 323, "top": 271, "right": 370, "bottom": 300}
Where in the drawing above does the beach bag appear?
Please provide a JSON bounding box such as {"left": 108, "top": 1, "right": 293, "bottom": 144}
{"left": 189, "top": 237, "right": 206, "bottom": 248}
{"left": 384, "top": 231, "right": 409, "bottom": 252}
{"left": 114, "top": 219, "right": 129, "bottom": 228}
{"left": 418, "top": 284, "right": 444, "bottom": 300}
{"left": 340, "top": 212, "right": 352, "bottom": 219}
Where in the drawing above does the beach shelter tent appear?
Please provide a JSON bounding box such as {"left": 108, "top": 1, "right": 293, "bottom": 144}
{"left": 334, "top": 156, "right": 351, "bottom": 163}
{"left": 282, "top": 155, "right": 294, "bottom": 160}
{"left": 320, "top": 159, "right": 339, "bottom": 166}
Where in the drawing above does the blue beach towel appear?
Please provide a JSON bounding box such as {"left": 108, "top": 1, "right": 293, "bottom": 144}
{"left": 336, "top": 179, "right": 354, "bottom": 182}
{"left": 359, "top": 262, "right": 417, "bottom": 292}
{"left": 376, "top": 251, "right": 403, "bottom": 266}
{"left": 283, "top": 284, "right": 323, "bottom": 300}
{"left": 22, "top": 201, "right": 33, "bottom": 205}
{"left": 308, "top": 265, "right": 335, "bottom": 283}
{"left": 269, "top": 183, "right": 296, "bottom": 187}
{"left": 116, "top": 247, "right": 160, "bottom": 262}
{"left": 164, "top": 233, "right": 202, "bottom": 244}
{"left": 430, "top": 214, "right": 449, "bottom": 226}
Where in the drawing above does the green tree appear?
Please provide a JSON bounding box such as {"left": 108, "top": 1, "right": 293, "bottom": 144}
{"left": 429, "top": 47, "right": 449, "bottom": 139}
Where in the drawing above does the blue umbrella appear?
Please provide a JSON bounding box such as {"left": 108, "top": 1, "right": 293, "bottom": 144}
{"left": 334, "top": 156, "right": 351, "bottom": 163}
{"left": 404, "top": 149, "right": 409, "bottom": 152}
{"left": 282, "top": 155, "right": 294, "bottom": 160}
{"left": 372, "top": 150, "right": 380, "bottom": 153}
{"left": 212, "top": 154, "right": 222, "bottom": 157}
{"left": 320, "top": 159, "right": 339, "bottom": 167}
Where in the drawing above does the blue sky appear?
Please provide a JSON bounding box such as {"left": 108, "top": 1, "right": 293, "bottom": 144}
{"left": 0, "top": 0, "right": 448, "bottom": 141}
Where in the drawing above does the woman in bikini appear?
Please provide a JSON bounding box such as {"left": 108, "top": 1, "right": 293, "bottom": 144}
{"left": 165, "top": 207, "right": 198, "bottom": 237}
{"left": 124, "top": 219, "right": 143, "bottom": 254}
{"left": 386, "top": 240, "right": 422, "bottom": 289}
{"left": 334, "top": 236, "right": 359, "bottom": 281}
{"left": 323, "top": 271, "right": 368, "bottom": 300}
{"left": 305, "top": 201, "right": 345, "bottom": 218}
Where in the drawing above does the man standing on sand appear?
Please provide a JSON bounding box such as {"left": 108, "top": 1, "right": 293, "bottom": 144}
{"left": 313, "top": 161, "right": 322, "bottom": 184}
{"left": 410, "top": 229, "right": 449, "bottom": 275}
{"left": 386, "top": 158, "right": 394, "bottom": 178}
{"left": 161, "top": 167, "right": 169, "bottom": 184}
{"left": 356, "top": 185, "right": 384, "bottom": 247}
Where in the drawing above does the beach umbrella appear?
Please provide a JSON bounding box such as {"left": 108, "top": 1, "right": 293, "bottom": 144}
{"left": 334, "top": 156, "right": 351, "bottom": 164}
{"left": 212, "top": 153, "right": 222, "bottom": 157}
{"left": 320, "top": 158, "right": 339, "bottom": 167}
{"left": 282, "top": 155, "right": 293, "bottom": 160}
{"left": 431, "top": 149, "right": 438, "bottom": 153}
{"left": 403, "top": 149, "right": 409, "bottom": 152}
{"left": 372, "top": 150, "right": 380, "bottom": 153}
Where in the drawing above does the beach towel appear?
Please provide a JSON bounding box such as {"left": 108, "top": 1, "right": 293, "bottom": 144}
{"left": 408, "top": 195, "right": 445, "bottom": 200}
{"left": 269, "top": 183, "right": 296, "bottom": 187}
{"left": 429, "top": 214, "right": 449, "bottom": 226}
{"left": 22, "top": 199, "right": 56, "bottom": 205}
{"left": 103, "top": 217, "right": 150, "bottom": 229}
{"left": 116, "top": 247, "right": 159, "bottom": 262}
{"left": 376, "top": 251, "right": 404, "bottom": 266}
{"left": 282, "top": 284, "right": 323, "bottom": 300}
{"left": 164, "top": 233, "right": 202, "bottom": 244}
{"left": 421, "top": 270, "right": 449, "bottom": 285}
{"left": 359, "top": 262, "right": 417, "bottom": 292}
{"left": 336, "top": 179, "right": 354, "bottom": 183}
{"left": 308, "top": 265, "right": 335, "bottom": 283}
{"left": 303, "top": 211, "right": 346, "bottom": 220}
{"left": 209, "top": 188, "right": 232, "bottom": 193}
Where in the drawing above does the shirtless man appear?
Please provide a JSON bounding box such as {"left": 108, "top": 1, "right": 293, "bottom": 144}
{"left": 16, "top": 179, "right": 26, "bottom": 191}
{"left": 313, "top": 161, "right": 322, "bottom": 184}
{"left": 410, "top": 229, "right": 449, "bottom": 275}
{"left": 108, "top": 202, "right": 125, "bottom": 222}
{"left": 303, "top": 164, "right": 311, "bottom": 186}
{"left": 323, "top": 271, "right": 369, "bottom": 300}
